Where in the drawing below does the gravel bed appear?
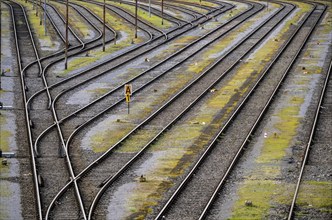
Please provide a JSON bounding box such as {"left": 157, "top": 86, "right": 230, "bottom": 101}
{"left": 138, "top": 0, "right": 200, "bottom": 21}
{"left": 4, "top": 0, "right": 331, "bottom": 219}
{"left": 44, "top": 2, "right": 80, "bottom": 46}
{"left": 44, "top": 2, "right": 234, "bottom": 97}
{"left": 1, "top": 2, "right": 36, "bottom": 219}
{"left": 68, "top": 3, "right": 301, "bottom": 219}
{"left": 54, "top": 4, "right": 263, "bottom": 129}
{"left": 205, "top": 5, "right": 331, "bottom": 219}
{"left": 153, "top": 4, "right": 311, "bottom": 218}
{"left": 118, "top": 0, "right": 186, "bottom": 26}
{"left": 293, "top": 64, "right": 332, "bottom": 219}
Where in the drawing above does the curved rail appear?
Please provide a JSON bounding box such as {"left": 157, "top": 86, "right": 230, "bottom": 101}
{"left": 44, "top": 1, "right": 259, "bottom": 218}
{"left": 33, "top": 1, "right": 234, "bottom": 156}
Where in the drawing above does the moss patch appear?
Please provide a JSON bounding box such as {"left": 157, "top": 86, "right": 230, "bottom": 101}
{"left": 297, "top": 181, "right": 332, "bottom": 210}
{"left": 0, "top": 182, "right": 10, "bottom": 219}
{"left": 90, "top": 123, "right": 134, "bottom": 152}
{"left": 14, "top": 0, "right": 54, "bottom": 47}
{"left": 107, "top": 4, "right": 310, "bottom": 217}
{"left": 230, "top": 94, "right": 304, "bottom": 218}
{"left": 232, "top": 180, "right": 277, "bottom": 219}
{"left": 0, "top": 116, "right": 11, "bottom": 153}
{"left": 126, "top": 179, "right": 173, "bottom": 219}
{"left": 228, "top": 2, "right": 322, "bottom": 218}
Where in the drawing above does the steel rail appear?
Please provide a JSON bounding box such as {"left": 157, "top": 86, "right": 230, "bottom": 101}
{"left": 83, "top": 0, "right": 166, "bottom": 37}
{"left": 4, "top": 1, "right": 43, "bottom": 219}
{"left": 27, "top": 0, "right": 83, "bottom": 47}
{"left": 15, "top": 0, "right": 89, "bottom": 219}
{"left": 26, "top": 0, "right": 152, "bottom": 110}
{"left": 154, "top": 2, "right": 323, "bottom": 218}
{"left": 29, "top": 1, "right": 123, "bottom": 218}
{"left": 44, "top": 2, "right": 85, "bottom": 49}
{"left": 87, "top": 3, "right": 299, "bottom": 219}
{"left": 25, "top": 0, "right": 228, "bottom": 106}
{"left": 18, "top": 0, "right": 111, "bottom": 83}
{"left": 287, "top": 7, "right": 329, "bottom": 220}
{"left": 112, "top": 0, "right": 186, "bottom": 26}
{"left": 287, "top": 60, "right": 331, "bottom": 220}
{"left": 42, "top": 0, "right": 226, "bottom": 217}
{"left": 31, "top": 0, "right": 231, "bottom": 127}
{"left": 22, "top": 0, "right": 107, "bottom": 109}
{"left": 32, "top": 3, "right": 109, "bottom": 218}
{"left": 14, "top": 0, "right": 106, "bottom": 218}
{"left": 33, "top": 2, "right": 235, "bottom": 169}
{"left": 9, "top": 1, "right": 119, "bottom": 219}
{"left": 36, "top": 2, "right": 244, "bottom": 157}
{"left": 198, "top": 3, "right": 326, "bottom": 219}
{"left": 139, "top": 0, "right": 202, "bottom": 19}
{"left": 28, "top": 0, "right": 105, "bottom": 109}
{"left": 53, "top": 4, "right": 237, "bottom": 118}
{"left": 44, "top": 2, "right": 259, "bottom": 218}
{"left": 32, "top": 3, "right": 114, "bottom": 219}
{"left": 65, "top": 2, "right": 259, "bottom": 155}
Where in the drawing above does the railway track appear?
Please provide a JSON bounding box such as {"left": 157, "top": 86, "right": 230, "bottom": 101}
{"left": 177, "top": 2, "right": 324, "bottom": 219}
{"left": 287, "top": 60, "right": 331, "bottom": 219}
{"left": 5, "top": 1, "right": 47, "bottom": 219}
{"left": 44, "top": 0, "right": 264, "bottom": 218}
{"left": 31, "top": 0, "right": 235, "bottom": 157}
{"left": 27, "top": 0, "right": 231, "bottom": 162}
{"left": 87, "top": 2, "right": 315, "bottom": 219}
{"left": 41, "top": 1, "right": 308, "bottom": 218}
{"left": 3, "top": 0, "right": 331, "bottom": 219}
{"left": 6, "top": 0, "right": 118, "bottom": 218}
{"left": 9, "top": 0, "right": 232, "bottom": 218}
{"left": 109, "top": 0, "right": 187, "bottom": 26}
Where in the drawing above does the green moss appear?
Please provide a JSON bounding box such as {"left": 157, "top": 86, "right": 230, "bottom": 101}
{"left": 0, "top": 116, "right": 11, "bottom": 152}
{"left": 0, "top": 130, "right": 11, "bottom": 152}
{"left": 91, "top": 124, "right": 134, "bottom": 152}
{"left": 297, "top": 181, "right": 332, "bottom": 210}
{"left": 88, "top": 87, "right": 109, "bottom": 95}
{"left": 56, "top": 56, "right": 91, "bottom": 76}
{"left": 257, "top": 103, "right": 302, "bottom": 164}
{"left": 15, "top": 0, "right": 54, "bottom": 47}
{"left": 126, "top": 180, "right": 173, "bottom": 219}
{"left": 173, "top": 35, "right": 198, "bottom": 44}
{"left": 231, "top": 180, "right": 276, "bottom": 219}
{"left": 115, "top": 129, "right": 157, "bottom": 153}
